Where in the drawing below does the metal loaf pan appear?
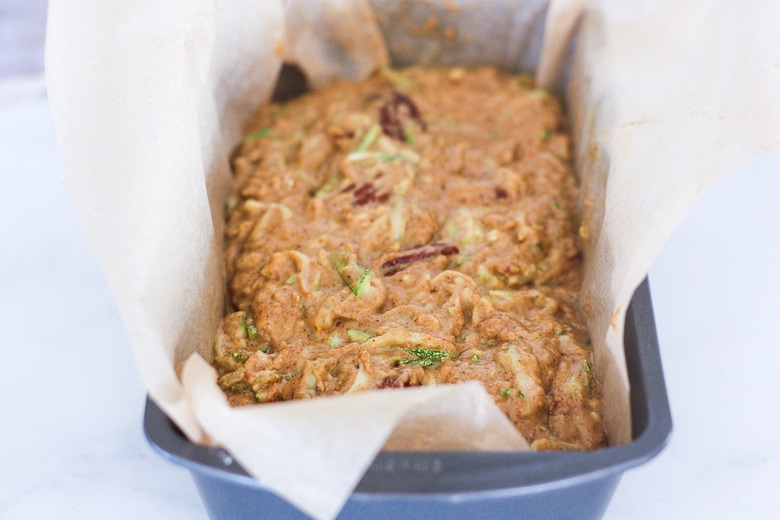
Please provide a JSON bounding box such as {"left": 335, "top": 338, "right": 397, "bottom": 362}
{"left": 144, "top": 277, "right": 672, "bottom": 520}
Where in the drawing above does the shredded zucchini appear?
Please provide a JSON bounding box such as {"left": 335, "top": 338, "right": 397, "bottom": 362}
{"left": 354, "top": 124, "right": 382, "bottom": 152}
{"left": 347, "top": 329, "right": 373, "bottom": 344}
{"left": 400, "top": 347, "right": 451, "bottom": 367}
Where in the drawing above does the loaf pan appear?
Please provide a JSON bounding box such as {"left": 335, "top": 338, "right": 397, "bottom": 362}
{"left": 144, "top": 277, "right": 672, "bottom": 520}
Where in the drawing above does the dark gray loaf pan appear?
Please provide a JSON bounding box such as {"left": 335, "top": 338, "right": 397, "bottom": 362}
{"left": 144, "top": 277, "right": 672, "bottom": 520}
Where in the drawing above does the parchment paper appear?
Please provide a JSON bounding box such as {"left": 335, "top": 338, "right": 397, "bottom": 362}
{"left": 45, "top": 0, "right": 780, "bottom": 519}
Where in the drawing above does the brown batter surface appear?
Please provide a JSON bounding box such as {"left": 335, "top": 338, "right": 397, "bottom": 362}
{"left": 213, "top": 66, "right": 606, "bottom": 450}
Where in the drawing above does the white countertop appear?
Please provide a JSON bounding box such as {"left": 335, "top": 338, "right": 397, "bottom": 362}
{"left": 1, "top": 94, "right": 778, "bottom": 520}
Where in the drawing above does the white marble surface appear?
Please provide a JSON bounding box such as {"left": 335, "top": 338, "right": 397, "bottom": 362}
{"left": 0, "top": 94, "right": 778, "bottom": 520}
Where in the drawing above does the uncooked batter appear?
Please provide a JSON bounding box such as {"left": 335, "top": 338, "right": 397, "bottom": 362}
{"left": 213, "top": 66, "right": 606, "bottom": 451}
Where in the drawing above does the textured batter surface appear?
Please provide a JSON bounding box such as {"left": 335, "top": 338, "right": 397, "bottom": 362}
{"left": 213, "top": 66, "right": 606, "bottom": 450}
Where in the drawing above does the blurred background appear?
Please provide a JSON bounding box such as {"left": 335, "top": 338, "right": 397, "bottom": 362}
{"left": 0, "top": 0, "right": 48, "bottom": 102}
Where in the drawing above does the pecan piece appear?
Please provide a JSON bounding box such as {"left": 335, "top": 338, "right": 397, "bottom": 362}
{"left": 379, "top": 91, "right": 426, "bottom": 142}
{"left": 381, "top": 242, "right": 459, "bottom": 276}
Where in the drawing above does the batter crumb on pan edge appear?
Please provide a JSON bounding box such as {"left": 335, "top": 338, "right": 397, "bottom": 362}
{"left": 213, "top": 66, "right": 606, "bottom": 451}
